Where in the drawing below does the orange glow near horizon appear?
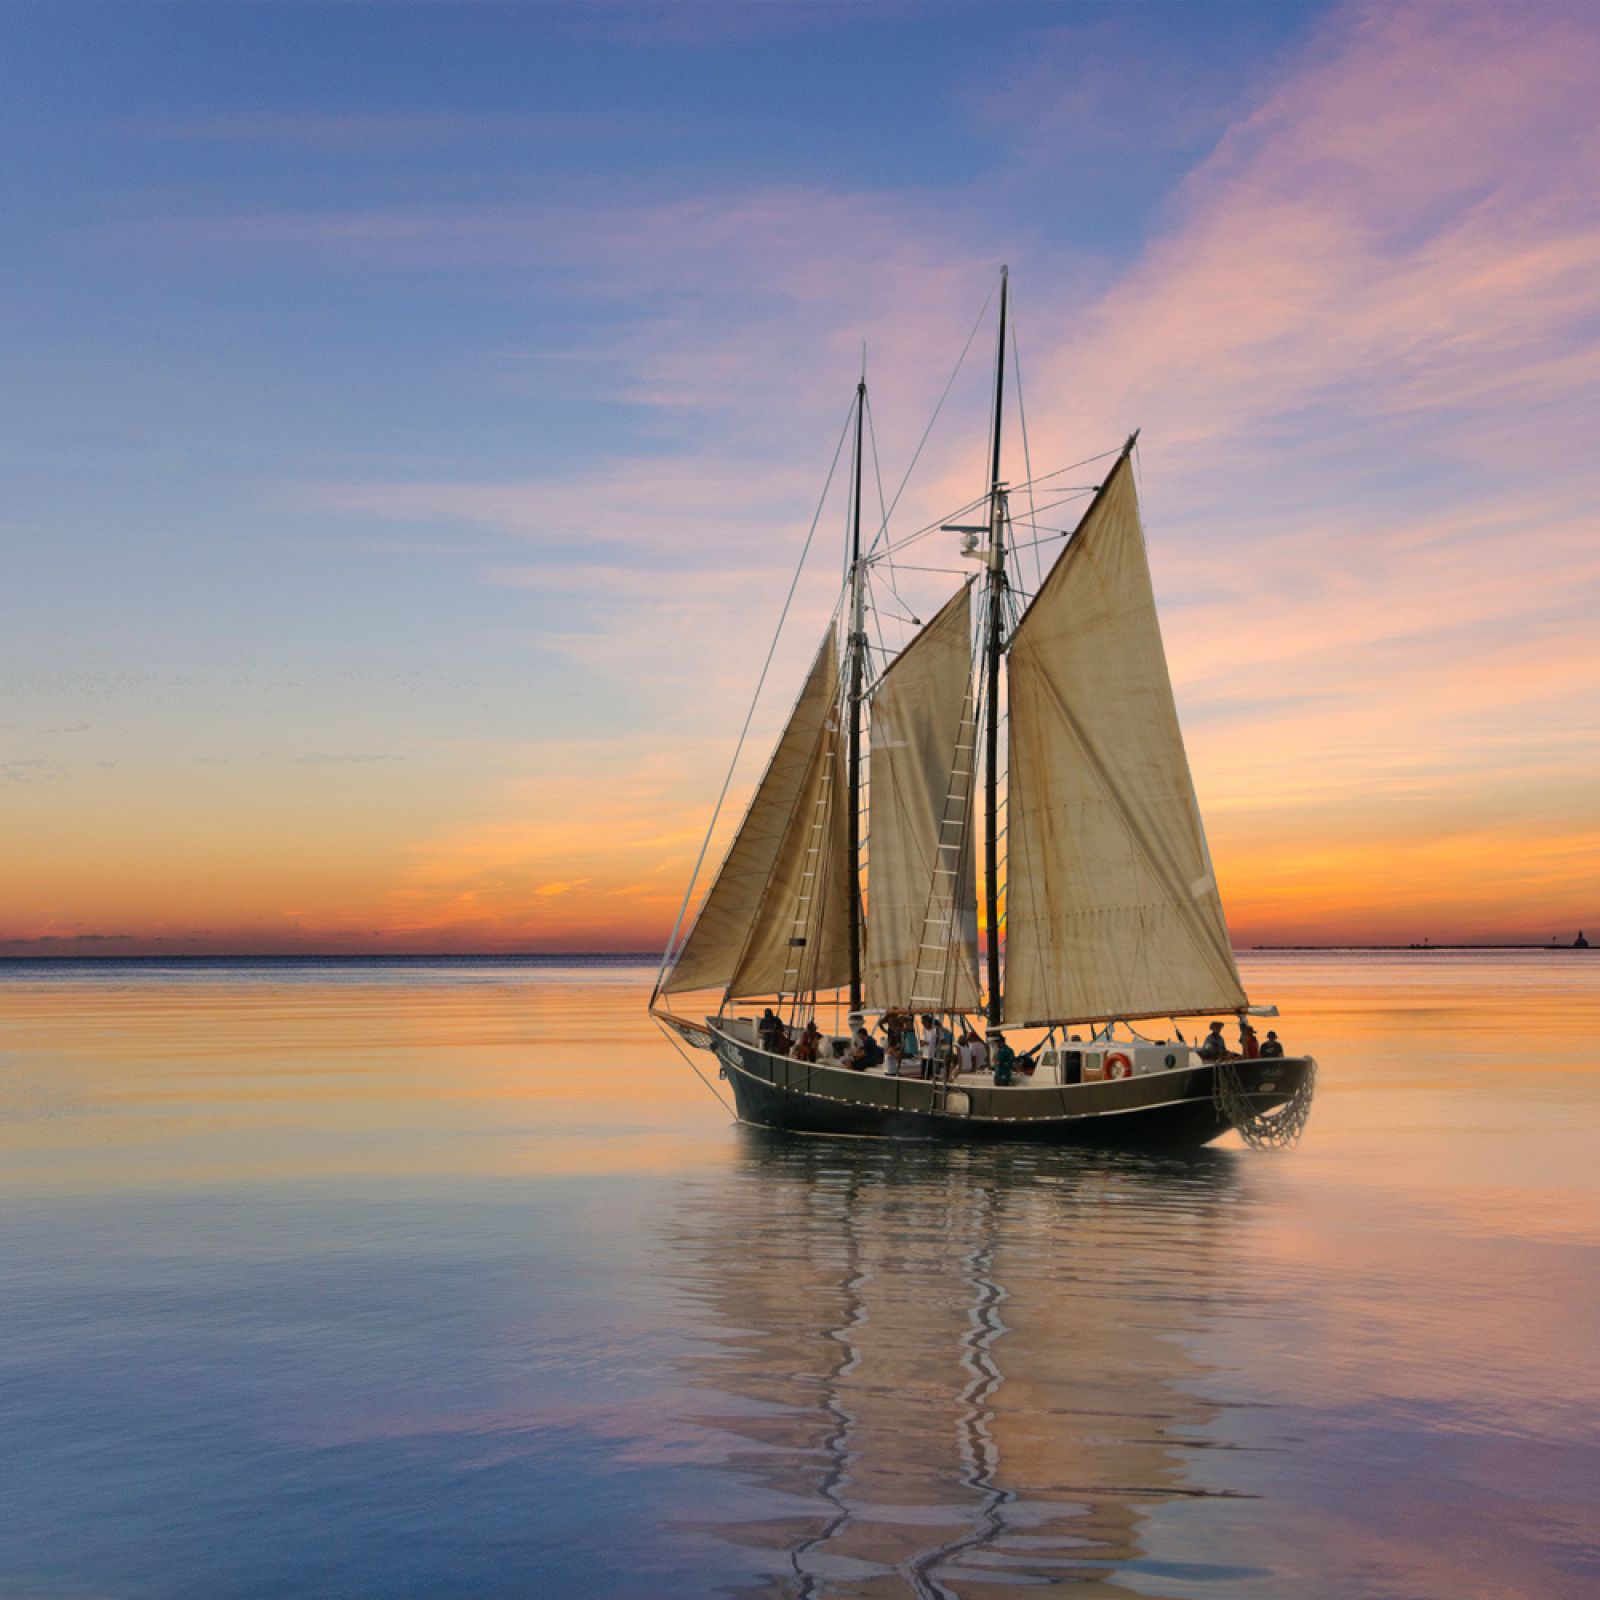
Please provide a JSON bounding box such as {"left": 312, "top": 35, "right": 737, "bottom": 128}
{"left": 3, "top": 780, "right": 1595, "bottom": 956}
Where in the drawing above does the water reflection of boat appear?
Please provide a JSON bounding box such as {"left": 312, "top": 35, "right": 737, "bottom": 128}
{"left": 652, "top": 271, "right": 1315, "bottom": 1148}
{"left": 663, "top": 1133, "right": 1254, "bottom": 1596}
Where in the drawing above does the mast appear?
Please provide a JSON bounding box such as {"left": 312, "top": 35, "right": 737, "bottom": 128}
{"left": 983, "top": 266, "right": 1008, "bottom": 1028}
{"left": 846, "top": 378, "right": 866, "bottom": 1012}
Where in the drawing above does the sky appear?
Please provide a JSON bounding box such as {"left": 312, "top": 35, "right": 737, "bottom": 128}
{"left": 1, "top": 0, "right": 1596, "bottom": 956}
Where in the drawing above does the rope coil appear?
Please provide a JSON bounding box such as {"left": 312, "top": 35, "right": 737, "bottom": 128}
{"left": 1214, "top": 1056, "right": 1317, "bottom": 1149}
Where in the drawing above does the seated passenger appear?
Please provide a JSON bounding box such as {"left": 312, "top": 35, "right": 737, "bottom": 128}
{"left": 992, "top": 1033, "right": 1017, "bottom": 1086}
{"left": 961, "top": 1031, "right": 989, "bottom": 1074}
{"left": 884, "top": 1038, "right": 904, "bottom": 1077}
{"left": 1259, "top": 1030, "right": 1285, "bottom": 1059}
{"left": 1197, "top": 1021, "right": 1230, "bottom": 1062}
{"left": 792, "top": 1022, "right": 821, "bottom": 1063}
{"left": 847, "top": 1027, "right": 883, "bottom": 1071}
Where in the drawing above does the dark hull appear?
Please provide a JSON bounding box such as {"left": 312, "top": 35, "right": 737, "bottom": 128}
{"left": 706, "top": 1026, "right": 1309, "bottom": 1149}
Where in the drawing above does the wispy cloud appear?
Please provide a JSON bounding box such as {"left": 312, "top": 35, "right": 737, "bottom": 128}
{"left": 287, "top": 752, "right": 406, "bottom": 766}
{"left": 2, "top": 759, "right": 58, "bottom": 784}
{"left": 126, "top": 108, "right": 694, "bottom": 149}
{"left": 1028, "top": 4, "right": 1600, "bottom": 487}
{"left": 381, "top": 739, "right": 716, "bottom": 948}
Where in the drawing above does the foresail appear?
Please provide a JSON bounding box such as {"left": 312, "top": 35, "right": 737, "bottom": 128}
{"left": 1003, "top": 453, "right": 1247, "bottom": 1026}
{"left": 662, "top": 628, "right": 852, "bottom": 999}
{"left": 863, "top": 583, "right": 981, "bottom": 1012}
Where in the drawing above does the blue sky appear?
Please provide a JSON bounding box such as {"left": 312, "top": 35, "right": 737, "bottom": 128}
{"left": 2, "top": 1, "right": 1596, "bottom": 952}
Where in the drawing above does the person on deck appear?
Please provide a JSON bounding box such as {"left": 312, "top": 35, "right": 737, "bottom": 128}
{"left": 1259, "top": 1030, "right": 1285, "bottom": 1059}
{"left": 758, "top": 1009, "right": 784, "bottom": 1053}
{"left": 1239, "top": 1020, "right": 1260, "bottom": 1059}
{"left": 884, "top": 1035, "right": 905, "bottom": 1077}
{"left": 899, "top": 1017, "right": 920, "bottom": 1064}
{"left": 920, "top": 1015, "right": 943, "bottom": 1073}
{"left": 848, "top": 1027, "right": 882, "bottom": 1071}
{"left": 792, "top": 1022, "right": 821, "bottom": 1063}
{"left": 992, "top": 1033, "right": 1017, "bottom": 1087}
{"left": 1197, "top": 1021, "right": 1230, "bottom": 1062}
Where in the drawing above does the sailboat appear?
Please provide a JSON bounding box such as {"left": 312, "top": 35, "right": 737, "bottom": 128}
{"left": 651, "top": 270, "right": 1316, "bottom": 1148}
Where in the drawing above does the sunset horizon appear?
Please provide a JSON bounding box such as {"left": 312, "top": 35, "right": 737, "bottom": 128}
{"left": 4, "top": 1, "right": 1596, "bottom": 971}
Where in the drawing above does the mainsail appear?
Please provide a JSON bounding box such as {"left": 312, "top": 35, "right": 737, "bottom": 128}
{"left": 662, "top": 627, "right": 852, "bottom": 999}
{"left": 863, "top": 583, "right": 981, "bottom": 1011}
{"left": 1003, "top": 452, "right": 1248, "bottom": 1025}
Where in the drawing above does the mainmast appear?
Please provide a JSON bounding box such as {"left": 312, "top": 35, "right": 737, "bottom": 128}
{"left": 983, "top": 267, "right": 1008, "bottom": 1028}
{"left": 846, "top": 378, "right": 867, "bottom": 1012}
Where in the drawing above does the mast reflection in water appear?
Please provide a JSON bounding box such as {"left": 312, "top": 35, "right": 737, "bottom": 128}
{"left": 663, "top": 1134, "right": 1254, "bottom": 1597}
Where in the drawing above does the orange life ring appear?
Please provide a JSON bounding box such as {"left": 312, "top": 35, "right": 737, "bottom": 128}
{"left": 1104, "top": 1052, "right": 1133, "bottom": 1080}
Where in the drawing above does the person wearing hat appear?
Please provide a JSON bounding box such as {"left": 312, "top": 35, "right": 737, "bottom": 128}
{"left": 1197, "top": 1021, "right": 1230, "bottom": 1062}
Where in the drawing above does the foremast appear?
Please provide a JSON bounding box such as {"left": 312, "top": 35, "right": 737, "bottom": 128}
{"left": 982, "top": 266, "right": 1009, "bottom": 1030}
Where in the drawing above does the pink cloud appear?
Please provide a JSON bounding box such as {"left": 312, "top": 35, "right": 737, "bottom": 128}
{"left": 1026, "top": 5, "right": 1600, "bottom": 483}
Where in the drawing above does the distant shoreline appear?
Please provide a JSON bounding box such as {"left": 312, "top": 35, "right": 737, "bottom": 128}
{"left": 0, "top": 951, "right": 661, "bottom": 964}
{"left": 0, "top": 945, "right": 1589, "bottom": 963}
{"left": 1249, "top": 944, "right": 1593, "bottom": 952}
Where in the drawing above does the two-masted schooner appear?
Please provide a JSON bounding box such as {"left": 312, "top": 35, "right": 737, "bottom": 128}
{"left": 651, "top": 270, "right": 1315, "bottom": 1148}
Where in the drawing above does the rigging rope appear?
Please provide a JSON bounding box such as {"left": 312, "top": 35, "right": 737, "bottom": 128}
{"left": 1213, "top": 1057, "right": 1317, "bottom": 1149}
{"left": 652, "top": 1016, "right": 737, "bottom": 1116}
{"left": 863, "top": 392, "right": 902, "bottom": 604}
{"left": 866, "top": 272, "right": 1000, "bottom": 559}
{"left": 649, "top": 398, "right": 857, "bottom": 1007}
{"left": 1008, "top": 295, "right": 1045, "bottom": 595}
{"left": 865, "top": 448, "right": 1117, "bottom": 566}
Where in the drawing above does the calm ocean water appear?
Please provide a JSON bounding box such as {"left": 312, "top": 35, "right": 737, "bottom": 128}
{"left": 1, "top": 952, "right": 1595, "bottom": 1598}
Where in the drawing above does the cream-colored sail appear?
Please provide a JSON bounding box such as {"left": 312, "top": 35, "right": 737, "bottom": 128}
{"left": 1003, "top": 453, "right": 1247, "bottom": 1025}
{"left": 663, "top": 628, "right": 852, "bottom": 998}
{"left": 864, "top": 584, "right": 980, "bottom": 1011}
